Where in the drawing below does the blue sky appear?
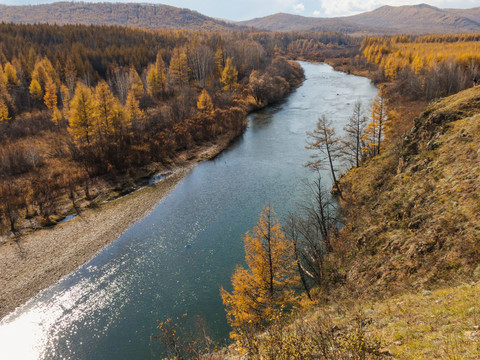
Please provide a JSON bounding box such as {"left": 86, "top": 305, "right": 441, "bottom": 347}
{"left": 2, "top": 1, "right": 480, "bottom": 21}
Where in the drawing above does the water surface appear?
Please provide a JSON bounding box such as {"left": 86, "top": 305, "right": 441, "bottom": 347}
{"left": 0, "top": 62, "right": 377, "bottom": 359}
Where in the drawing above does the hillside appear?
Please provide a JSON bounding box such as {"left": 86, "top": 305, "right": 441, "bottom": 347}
{"left": 238, "top": 13, "right": 379, "bottom": 34}
{"left": 240, "top": 4, "right": 480, "bottom": 34}
{"left": 338, "top": 86, "right": 480, "bottom": 295}
{"left": 0, "top": 2, "right": 244, "bottom": 31}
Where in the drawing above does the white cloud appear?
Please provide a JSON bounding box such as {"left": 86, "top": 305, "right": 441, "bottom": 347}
{"left": 313, "top": 10, "right": 321, "bottom": 16}
{"left": 293, "top": 3, "right": 305, "bottom": 12}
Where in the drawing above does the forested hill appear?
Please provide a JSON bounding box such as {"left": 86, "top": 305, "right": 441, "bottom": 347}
{"left": 0, "top": 2, "right": 244, "bottom": 31}
{"left": 240, "top": 4, "right": 480, "bottom": 34}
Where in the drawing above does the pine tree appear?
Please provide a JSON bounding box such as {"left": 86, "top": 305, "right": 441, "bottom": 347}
{"left": 221, "top": 57, "right": 238, "bottom": 91}
{"left": 221, "top": 206, "right": 299, "bottom": 336}
{"left": 68, "top": 82, "right": 95, "bottom": 145}
{"left": 196, "top": 88, "right": 213, "bottom": 113}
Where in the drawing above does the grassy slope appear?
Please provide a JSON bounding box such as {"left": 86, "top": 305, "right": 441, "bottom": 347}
{"left": 339, "top": 87, "right": 480, "bottom": 296}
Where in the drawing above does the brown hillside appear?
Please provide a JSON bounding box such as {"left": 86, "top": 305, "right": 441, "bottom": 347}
{"left": 339, "top": 87, "right": 480, "bottom": 297}
{"left": 0, "top": 2, "right": 245, "bottom": 31}
{"left": 240, "top": 4, "right": 480, "bottom": 34}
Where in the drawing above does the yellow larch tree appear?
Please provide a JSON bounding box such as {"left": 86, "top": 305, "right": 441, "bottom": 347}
{"left": 221, "top": 57, "right": 238, "bottom": 91}
{"left": 0, "top": 99, "right": 10, "bottom": 122}
{"left": 221, "top": 206, "right": 300, "bottom": 337}
{"left": 129, "top": 66, "right": 144, "bottom": 99}
{"left": 196, "top": 88, "right": 213, "bottom": 113}
{"left": 3, "top": 62, "right": 18, "bottom": 86}
{"left": 60, "top": 84, "right": 71, "bottom": 118}
{"left": 68, "top": 82, "right": 95, "bottom": 145}
{"left": 214, "top": 47, "right": 224, "bottom": 79}
{"left": 169, "top": 47, "right": 190, "bottom": 86}
{"left": 43, "top": 77, "right": 57, "bottom": 110}
{"left": 363, "top": 88, "right": 390, "bottom": 156}
{"left": 147, "top": 64, "right": 160, "bottom": 98}
{"left": 125, "top": 90, "right": 143, "bottom": 126}
{"left": 29, "top": 79, "right": 43, "bottom": 101}
{"left": 93, "top": 81, "right": 118, "bottom": 140}
{"left": 155, "top": 52, "right": 168, "bottom": 94}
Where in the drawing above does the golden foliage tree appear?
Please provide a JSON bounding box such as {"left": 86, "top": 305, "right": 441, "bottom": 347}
{"left": 125, "top": 89, "right": 143, "bottom": 125}
{"left": 29, "top": 79, "right": 43, "bottom": 100}
{"left": 43, "top": 77, "right": 57, "bottom": 110}
{"left": 196, "top": 88, "right": 213, "bottom": 113}
{"left": 363, "top": 88, "right": 390, "bottom": 156}
{"left": 147, "top": 64, "right": 160, "bottom": 98}
{"left": 169, "top": 47, "right": 190, "bottom": 86}
{"left": 221, "top": 57, "right": 238, "bottom": 91}
{"left": 221, "top": 206, "right": 300, "bottom": 337}
{"left": 93, "top": 81, "right": 117, "bottom": 139}
{"left": 3, "top": 62, "right": 18, "bottom": 86}
{"left": 0, "top": 99, "right": 10, "bottom": 122}
{"left": 129, "top": 66, "right": 144, "bottom": 99}
{"left": 68, "top": 82, "right": 95, "bottom": 145}
{"left": 214, "top": 47, "right": 224, "bottom": 79}
{"left": 155, "top": 52, "right": 168, "bottom": 93}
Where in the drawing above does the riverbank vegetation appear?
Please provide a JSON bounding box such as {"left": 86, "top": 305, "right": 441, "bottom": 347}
{"left": 0, "top": 23, "right": 321, "bottom": 235}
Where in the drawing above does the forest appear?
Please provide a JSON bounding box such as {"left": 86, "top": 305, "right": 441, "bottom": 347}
{"left": 0, "top": 23, "right": 362, "bottom": 234}
{"left": 361, "top": 34, "right": 480, "bottom": 99}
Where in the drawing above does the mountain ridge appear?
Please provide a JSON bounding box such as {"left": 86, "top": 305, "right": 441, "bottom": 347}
{"left": 240, "top": 4, "right": 480, "bottom": 34}
{"left": 0, "top": 2, "right": 480, "bottom": 34}
{"left": 0, "top": 2, "right": 246, "bottom": 31}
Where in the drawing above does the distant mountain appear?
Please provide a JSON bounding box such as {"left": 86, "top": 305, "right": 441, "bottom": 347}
{"left": 240, "top": 3, "right": 480, "bottom": 34}
{"left": 238, "top": 13, "right": 381, "bottom": 34}
{"left": 0, "top": 2, "right": 245, "bottom": 31}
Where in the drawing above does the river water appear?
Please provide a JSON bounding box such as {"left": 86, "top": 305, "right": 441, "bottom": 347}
{"left": 0, "top": 62, "right": 377, "bottom": 359}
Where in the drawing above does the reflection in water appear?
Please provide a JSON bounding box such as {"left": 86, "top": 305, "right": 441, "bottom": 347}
{"left": 0, "top": 62, "right": 378, "bottom": 359}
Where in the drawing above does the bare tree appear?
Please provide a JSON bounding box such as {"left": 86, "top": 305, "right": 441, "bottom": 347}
{"left": 305, "top": 115, "right": 343, "bottom": 199}
{"left": 342, "top": 101, "right": 367, "bottom": 168}
{"left": 287, "top": 173, "right": 339, "bottom": 293}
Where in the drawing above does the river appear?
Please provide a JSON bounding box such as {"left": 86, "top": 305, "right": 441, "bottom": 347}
{"left": 0, "top": 62, "right": 377, "bottom": 359}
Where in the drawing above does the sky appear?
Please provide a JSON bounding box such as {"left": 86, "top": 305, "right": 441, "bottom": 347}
{"left": 2, "top": 0, "right": 480, "bottom": 21}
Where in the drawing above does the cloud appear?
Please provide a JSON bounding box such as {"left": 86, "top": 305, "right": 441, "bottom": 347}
{"left": 293, "top": 3, "right": 305, "bottom": 12}
{"left": 313, "top": 10, "right": 321, "bottom": 16}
